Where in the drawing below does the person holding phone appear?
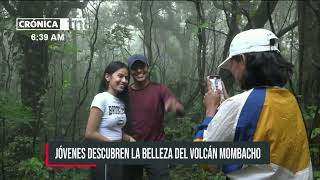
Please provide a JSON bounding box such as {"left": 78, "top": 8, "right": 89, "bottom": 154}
{"left": 194, "top": 29, "right": 312, "bottom": 179}
{"left": 85, "top": 61, "right": 135, "bottom": 180}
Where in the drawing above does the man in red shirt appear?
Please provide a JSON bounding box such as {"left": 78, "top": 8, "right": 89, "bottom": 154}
{"left": 125, "top": 54, "right": 184, "bottom": 180}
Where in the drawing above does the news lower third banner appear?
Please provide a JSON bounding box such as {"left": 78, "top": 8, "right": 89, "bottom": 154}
{"left": 46, "top": 142, "right": 269, "bottom": 167}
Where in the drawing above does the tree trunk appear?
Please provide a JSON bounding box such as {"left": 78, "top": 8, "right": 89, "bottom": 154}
{"left": 0, "top": 31, "right": 6, "bottom": 90}
{"left": 220, "top": 0, "right": 240, "bottom": 95}
{"left": 71, "top": 9, "right": 79, "bottom": 100}
{"left": 195, "top": 0, "right": 207, "bottom": 97}
{"left": 19, "top": 34, "right": 49, "bottom": 144}
{"left": 298, "top": 1, "right": 320, "bottom": 106}
{"left": 140, "top": 1, "right": 154, "bottom": 68}
{"left": 71, "top": 9, "right": 79, "bottom": 140}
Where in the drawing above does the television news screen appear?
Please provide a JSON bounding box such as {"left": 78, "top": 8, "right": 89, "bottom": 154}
{"left": 0, "top": 1, "right": 319, "bottom": 179}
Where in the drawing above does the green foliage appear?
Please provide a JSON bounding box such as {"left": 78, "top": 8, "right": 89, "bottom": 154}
{"left": 199, "top": 22, "right": 210, "bottom": 29}
{"left": 51, "top": 169, "right": 89, "bottom": 180}
{"left": 303, "top": 106, "right": 318, "bottom": 122}
{"left": 102, "top": 23, "right": 132, "bottom": 50}
{"left": 0, "top": 95, "right": 35, "bottom": 128}
{"left": 0, "top": 94, "right": 39, "bottom": 178}
{"left": 0, "top": 95, "right": 36, "bottom": 161}
{"left": 191, "top": 22, "right": 210, "bottom": 35}
{"left": 0, "top": 16, "right": 14, "bottom": 28}
{"left": 311, "top": 128, "right": 320, "bottom": 140}
{"left": 303, "top": 106, "right": 320, "bottom": 140}
{"left": 303, "top": 105, "right": 320, "bottom": 180}
{"left": 63, "top": 79, "right": 71, "bottom": 90}
{"left": 165, "top": 116, "right": 199, "bottom": 141}
{"left": 2, "top": 135, "right": 35, "bottom": 178}
{"left": 171, "top": 164, "right": 226, "bottom": 180}
{"left": 18, "top": 157, "right": 49, "bottom": 180}
{"left": 314, "top": 170, "right": 320, "bottom": 178}
{"left": 7, "top": 136, "right": 33, "bottom": 159}
{"left": 310, "top": 147, "right": 319, "bottom": 153}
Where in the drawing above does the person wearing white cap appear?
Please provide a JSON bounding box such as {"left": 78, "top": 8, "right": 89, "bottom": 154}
{"left": 194, "top": 29, "right": 312, "bottom": 179}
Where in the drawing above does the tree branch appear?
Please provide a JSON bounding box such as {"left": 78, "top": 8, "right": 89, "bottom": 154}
{"left": 185, "top": 19, "right": 227, "bottom": 36}
{"left": 212, "top": 1, "right": 232, "bottom": 12}
{"left": 223, "top": 1, "right": 231, "bottom": 29}
{"left": 240, "top": 8, "right": 253, "bottom": 28}
{"left": 267, "top": 1, "right": 275, "bottom": 33}
{"left": 276, "top": 20, "right": 298, "bottom": 38}
{"left": 244, "top": 0, "right": 278, "bottom": 30}
{"left": 278, "top": 1, "right": 294, "bottom": 35}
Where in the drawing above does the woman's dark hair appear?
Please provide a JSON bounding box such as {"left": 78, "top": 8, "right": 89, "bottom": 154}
{"left": 99, "top": 61, "right": 130, "bottom": 104}
{"left": 232, "top": 51, "right": 293, "bottom": 90}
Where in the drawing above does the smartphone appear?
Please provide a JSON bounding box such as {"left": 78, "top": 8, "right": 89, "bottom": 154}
{"left": 208, "top": 75, "right": 223, "bottom": 92}
{"left": 207, "top": 75, "right": 225, "bottom": 102}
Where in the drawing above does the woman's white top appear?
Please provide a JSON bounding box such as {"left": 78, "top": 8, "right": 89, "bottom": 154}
{"left": 90, "top": 92, "right": 126, "bottom": 141}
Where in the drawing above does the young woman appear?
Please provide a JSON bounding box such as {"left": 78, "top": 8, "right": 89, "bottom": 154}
{"left": 85, "top": 61, "right": 135, "bottom": 180}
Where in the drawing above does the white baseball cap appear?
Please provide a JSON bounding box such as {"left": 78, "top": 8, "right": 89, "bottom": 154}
{"left": 218, "top": 29, "right": 280, "bottom": 69}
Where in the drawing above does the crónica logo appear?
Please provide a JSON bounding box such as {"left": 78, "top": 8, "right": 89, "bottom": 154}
{"left": 16, "top": 18, "right": 87, "bottom": 31}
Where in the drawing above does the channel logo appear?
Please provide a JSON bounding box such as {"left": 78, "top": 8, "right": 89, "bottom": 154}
{"left": 16, "top": 18, "right": 87, "bottom": 31}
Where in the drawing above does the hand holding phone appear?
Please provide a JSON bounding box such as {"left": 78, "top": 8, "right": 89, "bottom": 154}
{"left": 207, "top": 75, "right": 223, "bottom": 92}
{"left": 207, "top": 75, "right": 225, "bottom": 103}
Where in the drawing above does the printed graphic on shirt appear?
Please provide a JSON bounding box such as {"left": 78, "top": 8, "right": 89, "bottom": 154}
{"left": 108, "top": 105, "right": 125, "bottom": 115}
{"left": 108, "top": 105, "right": 125, "bottom": 126}
{"left": 116, "top": 119, "right": 125, "bottom": 126}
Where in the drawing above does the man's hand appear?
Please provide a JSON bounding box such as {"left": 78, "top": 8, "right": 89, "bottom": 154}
{"left": 165, "top": 97, "right": 184, "bottom": 115}
{"left": 123, "top": 134, "right": 136, "bottom": 142}
{"left": 128, "top": 136, "right": 136, "bottom": 142}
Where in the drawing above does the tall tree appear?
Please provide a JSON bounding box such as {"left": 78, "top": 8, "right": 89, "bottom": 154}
{"left": 298, "top": 1, "right": 320, "bottom": 106}
{"left": 298, "top": 1, "right": 320, "bottom": 139}
{"left": 194, "top": 0, "right": 207, "bottom": 96}
{"left": 1, "top": 0, "right": 88, "bottom": 152}
{"left": 140, "top": 1, "right": 154, "bottom": 68}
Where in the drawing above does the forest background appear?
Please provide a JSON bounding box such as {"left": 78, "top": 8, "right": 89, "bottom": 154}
{"left": 0, "top": 0, "right": 320, "bottom": 179}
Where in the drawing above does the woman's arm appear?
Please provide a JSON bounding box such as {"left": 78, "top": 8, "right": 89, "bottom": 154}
{"left": 85, "top": 107, "right": 111, "bottom": 142}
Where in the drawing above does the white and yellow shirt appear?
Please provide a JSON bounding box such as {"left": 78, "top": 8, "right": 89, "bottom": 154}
{"left": 194, "top": 87, "right": 312, "bottom": 179}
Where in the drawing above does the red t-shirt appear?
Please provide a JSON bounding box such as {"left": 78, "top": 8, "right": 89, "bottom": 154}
{"left": 128, "top": 82, "right": 174, "bottom": 141}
